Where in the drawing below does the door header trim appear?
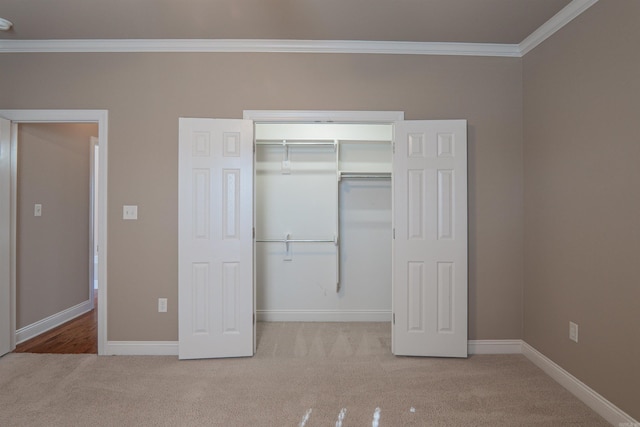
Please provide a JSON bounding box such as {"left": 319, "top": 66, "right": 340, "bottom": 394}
{"left": 243, "top": 110, "right": 404, "bottom": 123}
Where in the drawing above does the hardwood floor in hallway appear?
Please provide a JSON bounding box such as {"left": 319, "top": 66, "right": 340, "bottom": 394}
{"left": 14, "top": 294, "right": 97, "bottom": 354}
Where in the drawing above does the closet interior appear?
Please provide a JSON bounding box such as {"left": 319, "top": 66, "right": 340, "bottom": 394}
{"left": 254, "top": 123, "right": 394, "bottom": 322}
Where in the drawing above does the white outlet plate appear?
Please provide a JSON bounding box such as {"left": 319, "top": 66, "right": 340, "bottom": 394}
{"left": 569, "top": 321, "right": 578, "bottom": 343}
{"left": 158, "top": 298, "right": 167, "bottom": 313}
{"left": 34, "top": 204, "right": 42, "bottom": 217}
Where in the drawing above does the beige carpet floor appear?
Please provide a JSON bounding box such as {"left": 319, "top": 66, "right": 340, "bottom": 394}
{"left": 0, "top": 322, "right": 608, "bottom": 426}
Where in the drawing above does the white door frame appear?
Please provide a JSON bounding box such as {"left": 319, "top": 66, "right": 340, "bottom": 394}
{"left": 244, "top": 111, "right": 468, "bottom": 358}
{"left": 243, "top": 110, "right": 404, "bottom": 123}
{"left": 245, "top": 110, "right": 403, "bottom": 323}
{"left": 0, "top": 109, "right": 108, "bottom": 355}
{"left": 89, "top": 136, "right": 99, "bottom": 308}
{"left": 244, "top": 110, "right": 402, "bottom": 348}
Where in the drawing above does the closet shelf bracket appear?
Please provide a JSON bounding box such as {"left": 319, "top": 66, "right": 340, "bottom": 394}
{"left": 256, "top": 234, "right": 337, "bottom": 263}
{"left": 255, "top": 139, "right": 340, "bottom": 174}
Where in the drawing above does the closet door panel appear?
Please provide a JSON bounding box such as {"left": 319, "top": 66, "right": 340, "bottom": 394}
{"left": 179, "top": 118, "right": 254, "bottom": 360}
{"left": 393, "top": 120, "right": 467, "bottom": 358}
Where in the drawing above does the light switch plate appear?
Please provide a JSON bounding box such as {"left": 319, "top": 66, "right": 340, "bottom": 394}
{"left": 123, "top": 205, "right": 138, "bottom": 220}
{"left": 569, "top": 321, "right": 579, "bottom": 343}
{"left": 34, "top": 204, "right": 42, "bottom": 217}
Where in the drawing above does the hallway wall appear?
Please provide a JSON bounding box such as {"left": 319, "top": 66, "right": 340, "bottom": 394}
{"left": 17, "top": 123, "right": 97, "bottom": 328}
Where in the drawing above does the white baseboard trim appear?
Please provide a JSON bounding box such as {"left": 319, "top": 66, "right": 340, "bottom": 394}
{"left": 256, "top": 309, "right": 392, "bottom": 322}
{"left": 468, "top": 339, "right": 523, "bottom": 354}
{"left": 106, "top": 341, "right": 179, "bottom": 356}
{"left": 522, "top": 342, "right": 638, "bottom": 426}
{"left": 16, "top": 299, "right": 94, "bottom": 344}
{"left": 106, "top": 338, "right": 521, "bottom": 356}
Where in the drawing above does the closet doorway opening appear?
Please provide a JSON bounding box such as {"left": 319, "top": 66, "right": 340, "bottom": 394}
{"left": 178, "top": 111, "right": 468, "bottom": 360}
{"left": 254, "top": 122, "right": 393, "bottom": 323}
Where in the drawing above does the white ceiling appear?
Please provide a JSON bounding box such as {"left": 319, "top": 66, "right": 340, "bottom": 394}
{"left": 0, "top": 0, "right": 573, "bottom": 44}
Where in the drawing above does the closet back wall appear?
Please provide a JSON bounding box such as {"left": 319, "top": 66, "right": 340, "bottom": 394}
{"left": 254, "top": 123, "right": 392, "bottom": 321}
{"left": 0, "top": 52, "right": 523, "bottom": 342}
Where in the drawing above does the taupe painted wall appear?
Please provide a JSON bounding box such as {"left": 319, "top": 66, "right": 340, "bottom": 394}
{"left": 0, "top": 53, "right": 524, "bottom": 342}
{"left": 17, "top": 123, "right": 97, "bottom": 328}
{"left": 523, "top": 1, "right": 640, "bottom": 420}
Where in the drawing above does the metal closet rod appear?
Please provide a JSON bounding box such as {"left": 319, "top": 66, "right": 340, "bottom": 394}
{"left": 339, "top": 172, "right": 391, "bottom": 179}
{"left": 255, "top": 140, "right": 391, "bottom": 146}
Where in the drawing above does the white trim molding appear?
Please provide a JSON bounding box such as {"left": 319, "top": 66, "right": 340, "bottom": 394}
{"left": 107, "top": 339, "right": 519, "bottom": 356}
{"left": 467, "top": 339, "right": 523, "bottom": 355}
{"left": 244, "top": 109, "right": 404, "bottom": 123}
{"left": 0, "top": 1, "right": 598, "bottom": 57}
{"left": 522, "top": 342, "right": 638, "bottom": 426}
{"left": 0, "top": 39, "right": 521, "bottom": 57}
{"left": 0, "top": 109, "right": 109, "bottom": 356}
{"left": 519, "top": 0, "right": 599, "bottom": 55}
{"left": 16, "top": 299, "right": 93, "bottom": 344}
{"left": 0, "top": 109, "right": 107, "bottom": 123}
{"left": 106, "top": 341, "right": 179, "bottom": 356}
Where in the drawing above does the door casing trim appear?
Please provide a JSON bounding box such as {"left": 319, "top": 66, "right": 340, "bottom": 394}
{"left": 0, "top": 109, "right": 108, "bottom": 355}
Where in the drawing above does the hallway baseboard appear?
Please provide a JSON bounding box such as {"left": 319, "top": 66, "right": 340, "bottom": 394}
{"left": 16, "top": 299, "right": 93, "bottom": 344}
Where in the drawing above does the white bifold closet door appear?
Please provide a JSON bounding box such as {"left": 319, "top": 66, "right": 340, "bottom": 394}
{"left": 392, "top": 120, "right": 468, "bottom": 357}
{"left": 178, "top": 118, "right": 254, "bottom": 360}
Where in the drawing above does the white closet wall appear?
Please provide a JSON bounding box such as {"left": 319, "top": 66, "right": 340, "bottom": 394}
{"left": 255, "top": 123, "right": 393, "bottom": 321}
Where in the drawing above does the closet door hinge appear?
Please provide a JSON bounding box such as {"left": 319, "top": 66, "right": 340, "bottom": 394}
{"left": 253, "top": 227, "right": 255, "bottom": 239}
{"left": 393, "top": 313, "right": 395, "bottom": 324}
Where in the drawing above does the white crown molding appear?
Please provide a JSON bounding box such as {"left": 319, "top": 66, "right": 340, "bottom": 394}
{"left": 519, "top": 0, "right": 599, "bottom": 56}
{"left": 0, "top": 39, "right": 520, "bottom": 57}
{"left": 0, "top": 0, "right": 599, "bottom": 57}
